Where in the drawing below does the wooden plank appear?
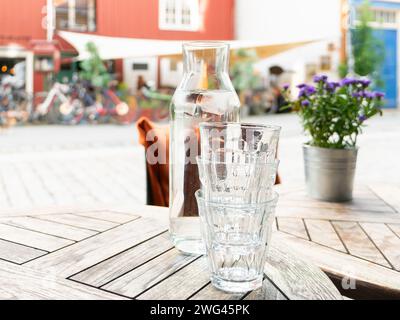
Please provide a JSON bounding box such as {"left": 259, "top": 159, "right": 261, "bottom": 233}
{"left": 360, "top": 223, "right": 400, "bottom": 271}
{"left": 36, "top": 213, "right": 118, "bottom": 232}
{"left": 0, "top": 205, "right": 114, "bottom": 219}
{"left": 305, "top": 220, "right": 347, "bottom": 253}
{"left": 275, "top": 231, "right": 400, "bottom": 299}
{"left": 73, "top": 211, "right": 139, "bottom": 224}
{"left": 279, "top": 198, "right": 393, "bottom": 214}
{"left": 72, "top": 232, "right": 174, "bottom": 287}
{"left": 0, "top": 260, "right": 124, "bottom": 300}
{"left": 0, "top": 204, "right": 168, "bottom": 223}
{"left": 276, "top": 205, "right": 400, "bottom": 224}
{"left": 272, "top": 219, "right": 278, "bottom": 232}
{"left": 388, "top": 224, "right": 400, "bottom": 238}
{"left": 280, "top": 185, "right": 388, "bottom": 201}
{"left": 191, "top": 279, "right": 287, "bottom": 300}
{"left": 3, "top": 216, "right": 97, "bottom": 241}
{"left": 265, "top": 241, "right": 342, "bottom": 300}
{"left": 26, "top": 217, "right": 168, "bottom": 278}
{"left": 136, "top": 257, "right": 209, "bottom": 300}
{"left": 274, "top": 184, "right": 305, "bottom": 196}
{"left": 190, "top": 283, "right": 243, "bottom": 300}
{"left": 244, "top": 281, "right": 287, "bottom": 301}
{"left": 0, "top": 239, "right": 47, "bottom": 264}
{"left": 281, "top": 185, "right": 378, "bottom": 199}
{"left": 368, "top": 184, "right": 400, "bottom": 213}
{"left": 190, "top": 279, "right": 288, "bottom": 301}
{"left": 0, "top": 224, "right": 74, "bottom": 252}
{"left": 104, "top": 249, "right": 199, "bottom": 298}
{"left": 332, "top": 221, "right": 391, "bottom": 268}
{"left": 277, "top": 217, "right": 309, "bottom": 240}
{"left": 110, "top": 205, "right": 170, "bottom": 226}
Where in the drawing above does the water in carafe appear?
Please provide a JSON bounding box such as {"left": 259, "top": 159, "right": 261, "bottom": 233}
{"left": 169, "top": 43, "right": 240, "bottom": 255}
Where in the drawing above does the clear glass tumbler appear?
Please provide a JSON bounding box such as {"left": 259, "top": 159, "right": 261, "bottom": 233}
{"left": 199, "top": 122, "right": 281, "bottom": 163}
{"left": 196, "top": 190, "right": 279, "bottom": 293}
{"left": 197, "top": 155, "right": 279, "bottom": 203}
{"left": 169, "top": 43, "right": 240, "bottom": 255}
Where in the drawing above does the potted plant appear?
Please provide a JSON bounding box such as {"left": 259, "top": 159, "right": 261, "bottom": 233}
{"left": 283, "top": 75, "right": 384, "bottom": 202}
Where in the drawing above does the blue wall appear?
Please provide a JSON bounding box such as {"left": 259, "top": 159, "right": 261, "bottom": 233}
{"left": 375, "top": 29, "right": 398, "bottom": 108}
{"left": 351, "top": 0, "right": 399, "bottom": 108}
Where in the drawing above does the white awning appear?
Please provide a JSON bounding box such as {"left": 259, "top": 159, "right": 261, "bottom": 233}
{"left": 58, "top": 31, "right": 318, "bottom": 61}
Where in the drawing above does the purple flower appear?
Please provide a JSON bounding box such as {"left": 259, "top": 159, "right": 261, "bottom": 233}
{"left": 326, "top": 81, "right": 340, "bottom": 91}
{"left": 298, "top": 85, "right": 316, "bottom": 98}
{"left": 306, "top": 85, "right": 316, "bottom": 95}
{"left": 352, "top": 92, "right": 361, "bottom": 98}
{"left": 374, "top": 92, "right": 385, "bottom": 100}
{"left": 340, "top": 77, "right": 357, "bottom": 86}
{"left": 297, "top": 83, "right": 307, "bottom": 89}
{"left": 358, "top": 79, "right": 371, "bottom": 88}
{"left": 302, "top": 100, "right": 310, "bottom": 107}
{"left": 363, "top": 91, "right": 375, "bottom": 99}
{"left": 298, "top": 89, "right": 305, "bottom": 98}
{"left": 331, "top": 81, "right": 340, "bottom": 87}
{"left": 358, "top": 114, "right": 368, "bottom": 122}
{"left": 313, "top": 75, "right": 328, "bottom": 83}
{"left": 282, "top": 84, "right": 290, "bottom": 91}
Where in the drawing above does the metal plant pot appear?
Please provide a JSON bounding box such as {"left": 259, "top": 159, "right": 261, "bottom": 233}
{"left": 303, "top": 145, "right": 358, "bottom": 202}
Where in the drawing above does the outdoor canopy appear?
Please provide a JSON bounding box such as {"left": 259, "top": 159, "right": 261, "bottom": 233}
{"left": 58, "top": 31, "right": 317, "bottom": 61}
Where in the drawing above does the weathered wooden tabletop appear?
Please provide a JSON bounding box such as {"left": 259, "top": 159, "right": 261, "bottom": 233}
{"left": 0, "top": 204, "right": 342, "bottom": 300}
{"left": 274, "top": 183, "right": 400, "bottom": 298}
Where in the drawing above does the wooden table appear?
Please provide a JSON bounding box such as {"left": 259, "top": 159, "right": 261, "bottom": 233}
{"left": 0, "top": 204, "right": 341, "bottom": 300}
{"left": 275, "top": 183, "right": 400, "bottom": 299}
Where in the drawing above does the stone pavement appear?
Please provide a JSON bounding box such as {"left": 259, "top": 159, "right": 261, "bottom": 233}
{"left": 0, "top": 110, "right": 399, "bottom": 213}
{"left": 0, "top": 126, "right": 146, "bottom": 212}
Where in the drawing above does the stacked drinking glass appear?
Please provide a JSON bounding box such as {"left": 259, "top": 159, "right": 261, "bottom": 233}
{"left": 196, "top": 122, "right": 281, "bottom": 293}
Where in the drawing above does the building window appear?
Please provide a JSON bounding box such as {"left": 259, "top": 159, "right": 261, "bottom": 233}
{"left": 55, "top": 0, "right": 96, "bottom": 32}
{"left": 355, "top": 8, "right": 397, "bottom": 27}
{"left": 371, "top": 9, "right": 397, "bottom": 24}
{"left": 159, "top": 0, "right": 200, "bottom": 31}
{"left": 132, "top": 63, "right": 149, "bottom": 71}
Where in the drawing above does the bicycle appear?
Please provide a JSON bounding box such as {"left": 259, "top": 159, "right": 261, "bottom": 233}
{"left": 0, "top": 84, "right": 32, "bottom": 127}
{"left": 33, "top": 83, "right": 84, "bottom": 125}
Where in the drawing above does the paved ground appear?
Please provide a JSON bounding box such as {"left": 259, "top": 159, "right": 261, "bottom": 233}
{"left": 0, "top": 110, "right": 399, "bottom": 212}
{"left": 0, "top": 125, "right": 146, "bottom": 212}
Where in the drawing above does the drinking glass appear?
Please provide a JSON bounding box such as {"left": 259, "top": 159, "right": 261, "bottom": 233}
{"left": 196, "top": 190, "right": 279, "bottom": 293}
{"left": 199, "top": 122, "right": 281, "bottom": 162}
{"left": 197, "top": 155, "right": 279, "bottom": 203}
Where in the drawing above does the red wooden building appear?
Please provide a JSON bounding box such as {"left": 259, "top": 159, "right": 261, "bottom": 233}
{"left": 0, "top": 0, "right": 235, "bottom": 94}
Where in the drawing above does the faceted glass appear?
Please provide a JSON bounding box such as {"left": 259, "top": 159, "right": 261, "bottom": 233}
{"left": 199, "top": 122, "right": 281, "bottom": 162}
{"left": 196, "top": 190, "right": 279, "bottom": 293}
{"left": 197, "top": 156, "right": 279, "bottom": 203}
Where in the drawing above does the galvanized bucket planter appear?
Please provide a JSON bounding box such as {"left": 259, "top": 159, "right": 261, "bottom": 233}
{"left": 303, "top": 145, "right": 358, "bottom": 202}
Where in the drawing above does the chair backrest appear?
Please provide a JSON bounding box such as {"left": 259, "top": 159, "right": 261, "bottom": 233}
{"left": 136, "top": 117, "right": 169, "bottom": 207}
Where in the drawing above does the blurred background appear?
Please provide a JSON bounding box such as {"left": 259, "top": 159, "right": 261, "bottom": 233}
{"left": 0, "top": 0, "right": 399, "bottom": 211}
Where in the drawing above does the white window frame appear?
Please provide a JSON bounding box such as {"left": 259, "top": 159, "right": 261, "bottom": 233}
{"left": 355, "top": 7, "right": 398, "bottom": 29}
{"left": 56, "top": 0, "right": 96, "bottom": 32}
{"left": 159, "top": 0, "right": 200, "bottom": 32}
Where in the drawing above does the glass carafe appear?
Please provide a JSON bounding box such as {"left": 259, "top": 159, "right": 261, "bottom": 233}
{"left": 169, "top": 42, "right": 241, "bottom": 255}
